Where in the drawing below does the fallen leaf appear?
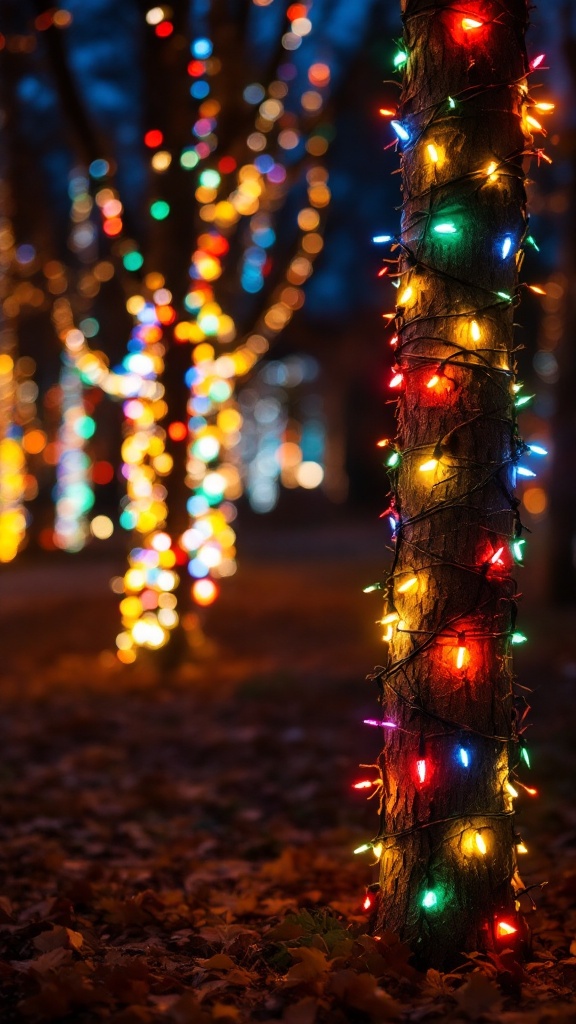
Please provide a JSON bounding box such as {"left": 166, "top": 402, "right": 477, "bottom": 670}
{"left": 285, "top": 946, "right": 330, "bottom": 985}
{"left": 454, "top": 972, "right": 503, "bottom": 1020}
{"left": 329, "top": 970, "right": 400, "bottom": 1019}
{"left": 282, "top": 996, "right": 317, "bottom": 1024}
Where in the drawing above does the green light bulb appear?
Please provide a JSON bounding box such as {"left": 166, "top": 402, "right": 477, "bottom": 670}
{"left": 422, "top": 890, "right": 438, "bottom": 909}
{"left": 123, "top": 251, "right": 144, "bottom": 272}
{"left": 150, "top": 200, "right": 170, "bottom": 221}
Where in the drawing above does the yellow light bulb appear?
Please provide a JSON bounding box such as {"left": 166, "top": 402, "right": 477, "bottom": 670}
{"left": 475, "top": 832, "right": 487, "bottom": 855}
{"left": 456, "top": 645, "right": 467, "bottom": 670}
{"left": 506, "top": 782, "right": 519, "bottom": 799}
{"left": 381, "top": 612, "right": 400, "bottom": 625}
{"left": 398, "top": 576, "right": 417, "bottom": 593}
{"left": 427, "top": 143, "right": 439, "bottom": 164}
{"left": 398, "top": 286, "right": 413, "bottom": 305}
{"left": 462, "top": 17, "right": 483, "bottom": 29}
{"left": 419, "top": 458, "right": 438, "bottom": 472}
{"left": 426, "top": 374, "right": 440, "bottom": 388}
{"left": 485, "top": 161, "right": 498, "bottom": 180}
{"left": 383, "top": 625, "right": 394, "bottom": 643}
{"left": 470, "top": 320, "right": 481, "bottom": 341}
{"left": 516, "top": 842, "right": 528, "bottom": 854}
{"left": 526, "top": 115, "right": 543, "bottom": 131}
{"left": 534, "top": 102, "right": 554, "bottom": 112}
{"left": 373, "top": 843, "right": 383, "bottom": 859}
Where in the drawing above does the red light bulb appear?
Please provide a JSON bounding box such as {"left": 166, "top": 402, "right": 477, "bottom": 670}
{"left": 496, "top": 919, "right": 517, "bottom": 939}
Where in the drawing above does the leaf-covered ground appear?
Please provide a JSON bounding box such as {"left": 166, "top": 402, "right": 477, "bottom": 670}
{"left": 0, "top": 525, "right": 575, "bottom": 1022}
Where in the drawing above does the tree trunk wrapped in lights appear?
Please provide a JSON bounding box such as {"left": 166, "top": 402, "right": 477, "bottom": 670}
{"left": 368, "top": 0, "right": 540, "bottom": 968}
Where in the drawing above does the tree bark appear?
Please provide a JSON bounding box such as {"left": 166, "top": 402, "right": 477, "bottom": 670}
{"left": 372, "top": 0, "right": 532, "bottom": 968}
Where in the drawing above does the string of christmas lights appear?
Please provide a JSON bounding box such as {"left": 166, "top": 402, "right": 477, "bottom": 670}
{"left": 355, "top": 0, "right": 547, "bottom": 961}
{"left": 0, "top": 172, "right": 28, "bottom": 563}
{"left": 2, "top": 2, "right": 335, "bottom": 660}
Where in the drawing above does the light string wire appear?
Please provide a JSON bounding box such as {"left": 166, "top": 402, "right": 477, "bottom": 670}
{"left": 355, "top": 1, "right": 547, "bottom": 940}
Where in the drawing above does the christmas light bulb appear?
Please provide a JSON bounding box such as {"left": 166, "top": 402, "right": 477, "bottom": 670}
{"left": 433, "top": 222, "right": 457, "bottom": 234}
{"left": 462, "top": 17, "right": 483, "bottom": 30}
{"left": 353, "top": 780, "right": 375, "bottom": 790}
{"left": 456, "top": 644, "right": 467, "bottom": 670}
{"left": 426, "top": 374, "right": 440, "bottom": 388}
{"left": 447, "top": 96, "right": 456, "bottom": 109}
{"left": 373, "top": 234, "right": 392, "bottom": 243}
{"left": 391, "top": 120, "right": 410, "bottom": 142}
{"left": 512, "top": 539, "right": 526, "bottom": 561}
{"left": 527, "top": 444, "right": 547, "bottom": 456}
{"left": 516, "top": 841, "right": 528, "bottom": 854}
{"left": 517, "top": 467, "right": 536, "bottom": 478}
{"left": 470, "top": 320, "right": 481, "bottom": 341}
{"left": 530, "top": 54, "right": 545, "bottom": 70}
{"left": 427, "top": 143, "right": 439, "bottom": 163}
{"left": 534, "top": 102, "right": 554, "bottom": 112}
{"left": 381, "top": 612, "right": 400, "bottom": 625}
{"left": 490, "top": 546, "right": 505, "bottom": 565}
{"left": 521, "top": 784, "right": 538, "bottom": 796}
{"left": 398, "top": 576, "right": 417, "bottom": 593}
{"left": 485, "top": 161, "right": 498, "bottom": 180}
{"left": 506, "top": 782, "right": 519, "bottom": 798}
{"left": 393, "top": 50, "right": 408, "bottom": 68}
{"left": 373, "top": 843, "right": 383, "bottom": 859}
{"left": 363, "top": 718, "right": 397, "bottom": 729}
{"left": 379, "top": 108, "right": 396, "bottom": 116}
{"left": 383, "top": 624, "right": 394, "bottom": 642}
{"left": 529, "top": 284, "right": 546, "bottom": 295}
{"left": 416, "top": 758, "right": 427, "bottom": 784}
{"left": 526, "top": 235, "right": 540, "bottom": 251}
{"left": 419, "top": 458, "right": 439, "bottom": 473}
{"left": 459, "top": 747, "right": 470, "bottom": 767}
{"left": 497, "top": 291, "right": 512, "bottom": 301}
{"left": 475, "top": 832, "right": 487, "bottom": 855}
{"left": 501, "top": 236, "right": 513, "bottom": 259}
{"left": 387, "top": 451, "right": 401, "bottom": 467}
{"left": 422, "top": 889, "right": 437, "bottom": 909}
{"left": 354, "top": 843, "right": 372, "bottom": 855}
{"left": 511, "top": 631, "right": 527, "bottom": 644}
{"left": 389, "top": 373, "right": 404, "bottom": 388}
{"left": 496, "top": 920, "right": 517, "bottom": 938}
{"left": 363, "top": 894, "right": 373, "bottom": 910}
{"left": 398, "top": 286, "right": 413, "bottom": 305}
{"left": 377, "top": 438, "right": 390, "bottom": 448}
{"left": 526, "top": 115, "right": 543, "bottom": 132}
{"left": 515, "top": 395, "right": 533, "bottom": 408}
{"left": 521, "top": 745, "right": 531, "bottom": 767}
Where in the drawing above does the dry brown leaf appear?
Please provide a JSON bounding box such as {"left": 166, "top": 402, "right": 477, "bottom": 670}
{"left": 328, "top": 970, "right": 401, "bottom": 1019}
{"left": 454, "top": 972, "right": 503, "bottom": 1020}
{"left": 285, "top": 946, "right": 331, "bottom": 986}
{"left": 33, "top": 926, "right": 84, "bottom": 953}
{"left": 282, "top": 995, "right": 318, "bottom": 1024}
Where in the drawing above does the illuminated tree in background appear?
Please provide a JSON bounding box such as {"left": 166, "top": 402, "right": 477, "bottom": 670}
{"left": 1, "top": 0, "right": 389, "bottom": 661}
{"left": 357, "top": 0, "right": 552, "bottom": 967}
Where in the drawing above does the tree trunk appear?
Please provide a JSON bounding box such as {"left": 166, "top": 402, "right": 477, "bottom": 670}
{"left": 372, "top": 0, "right": 533, "bottom": 968}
